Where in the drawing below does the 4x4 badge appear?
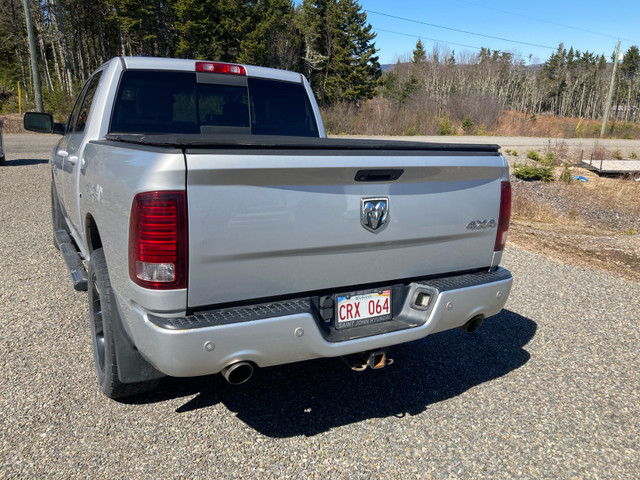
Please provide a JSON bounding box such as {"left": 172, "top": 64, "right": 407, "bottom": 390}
{"left": 361, "top": 197, "right": 389, "bottom": 233}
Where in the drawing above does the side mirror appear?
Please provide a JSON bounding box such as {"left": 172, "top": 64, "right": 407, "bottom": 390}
{"left": 23, "top": 112, "right": 65, "bottom": 135}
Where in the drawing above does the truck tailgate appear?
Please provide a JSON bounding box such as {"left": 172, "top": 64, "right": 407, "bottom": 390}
{"left": 185, "top": 147, "right": 506, "bottom": 308}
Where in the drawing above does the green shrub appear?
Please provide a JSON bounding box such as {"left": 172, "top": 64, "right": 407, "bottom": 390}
{"left": 477, "top": 123, "right": 487, "bottom": 135}
{"left": 541, "top": 151, "right": 556, "bottom": 166}
{"left": 527, "top": 150, "right": 541, "bottom": 161}
{"left": 613, "top": 149, "right": 624, "bottom": 160}
{"left": 559, "top": 163, "right": 573, "bottom": 183}
{"left": 438, "top": 116, "right": 452, "bottom": 135}
{"left": 513, "top": 163, "right": 554, "bottom": 182}
{"left": 630, "top": 151, "right": 638, "bottom": 159}
{"left": 461, "top": 115, "right": 474, "bottom": 134}
{"left": 405, "top": 127, "right": 418, "bottom": 136}
{"left": 510, "top": 149, "right": 518, "bottom": 156}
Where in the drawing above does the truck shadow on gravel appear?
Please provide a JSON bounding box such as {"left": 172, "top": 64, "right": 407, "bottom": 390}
{"left": 1, "top": 158, "right": 49, "bottom": 166}
{"left": 128, "top": 309, "right": 535, "bottom": 437}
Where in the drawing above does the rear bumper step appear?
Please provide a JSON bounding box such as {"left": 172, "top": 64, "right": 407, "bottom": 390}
{"left": 151, "top": 268, "right": 512, "bottom": 332}
{"left": 54, "top": 229, "right": 88, "bottom": 291}
{"left": 133, "top": 268, "right": 512, "bottom": 377}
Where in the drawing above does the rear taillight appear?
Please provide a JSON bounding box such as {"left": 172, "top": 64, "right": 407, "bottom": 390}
{"left": 494, "top": 181, "right": 511, "bottom": 251}
{"left": 195, "top": 61, "right": 246, "bottom": 75}
{"left": 129, "top": 191, "right": 187, "bottom": 289}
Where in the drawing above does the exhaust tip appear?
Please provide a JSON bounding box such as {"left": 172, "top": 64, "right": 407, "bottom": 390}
{"left": 459, "top": 315, "right": 484, "bottom": 333}
{"left": 221, "top": 362, "right": 254, "bottom": 385}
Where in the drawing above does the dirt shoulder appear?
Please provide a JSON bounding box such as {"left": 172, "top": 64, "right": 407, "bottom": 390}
{"left": 509, "top": 221, "right": 640, "bottom": 283}
{"left": 509, "top": 169, "right": 640, "bottom": 283}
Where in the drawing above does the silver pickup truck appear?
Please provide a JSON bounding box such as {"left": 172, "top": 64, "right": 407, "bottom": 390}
{"left": 25, "top": 57, "right": 513, "bottom": 399}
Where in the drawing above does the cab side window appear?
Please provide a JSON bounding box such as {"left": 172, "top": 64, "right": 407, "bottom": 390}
{"left": 69, "top": 71, "right": 103, "bottom": 134}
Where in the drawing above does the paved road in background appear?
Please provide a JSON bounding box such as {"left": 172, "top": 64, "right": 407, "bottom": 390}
{"left": 340, "top": 134, "right": 640, "bottom": 150}
{"left": 1, "top": 134, "right": 638, "bottom": 478}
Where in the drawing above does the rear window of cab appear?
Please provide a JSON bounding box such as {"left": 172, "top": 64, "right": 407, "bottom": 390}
{"left": 109, "top": 70, "right": 319, "bottom": 137}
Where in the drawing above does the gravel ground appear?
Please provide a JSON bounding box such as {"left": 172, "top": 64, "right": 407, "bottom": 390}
{"left": 1, "top": 134, "right": 639, "bottom": 479}
{"left": 512, "top": 177, "right": 640, "bottom": 233}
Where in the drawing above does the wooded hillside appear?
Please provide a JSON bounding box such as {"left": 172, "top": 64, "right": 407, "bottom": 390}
{"left": 0, "top": 0, "right": 380, "bottom": 112}
{"left": 383, "top": 43, "right": 640, "bottom": 124}
{"left": 2, "top": 0, "right": 640, "bottom": 137}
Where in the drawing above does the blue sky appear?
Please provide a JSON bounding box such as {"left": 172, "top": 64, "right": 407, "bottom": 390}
{"left": 334, "top": 0, "right": 640, "bottom": 65}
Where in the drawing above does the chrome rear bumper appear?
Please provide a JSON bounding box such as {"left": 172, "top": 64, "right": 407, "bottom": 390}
{"left": 129, "top": 268, "right": 512, "bottom": 377}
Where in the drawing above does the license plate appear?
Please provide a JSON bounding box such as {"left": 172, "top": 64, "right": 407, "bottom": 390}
{"left": 335, "top": 289, "right": 392, "bottom": 329}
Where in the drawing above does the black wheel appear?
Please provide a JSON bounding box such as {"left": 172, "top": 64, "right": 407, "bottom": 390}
{"left": 88, "top": 248, "right": 158, "bottom": 398}
{"left": 0, "top": 154, "right": 5, "bottom": 166}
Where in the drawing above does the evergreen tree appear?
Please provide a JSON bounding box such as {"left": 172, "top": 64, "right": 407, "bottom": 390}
{"left": 621, "top": 45, "right": 640, "bottom": 78}
{"left": 340, "top": 0, "right": 380, "bottom": 103}
{"left": 298, "top": 0, "right": 380, "bottom": 105}
{"left": 238, "top": 0, "right": 300, "bottom": 70}
{"left": 542, "top": 43, "right": 568, "bottom": 114}
{"left": 173, "top": 0, "right": 246, "bottom": 61}
{"left": 412, "top": 38, "right": 426, "bottom": 64}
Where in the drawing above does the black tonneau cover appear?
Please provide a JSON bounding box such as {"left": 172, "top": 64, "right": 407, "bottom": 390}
{"left": 104, "top": 133, "right": 501, "bottom": 154}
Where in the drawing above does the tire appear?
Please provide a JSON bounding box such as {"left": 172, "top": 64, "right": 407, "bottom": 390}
{"left": 0, "top": 154, "right": 5, "bottom": 166}
{"left": 88, "top": 248, "right": 159, "bottom": 399}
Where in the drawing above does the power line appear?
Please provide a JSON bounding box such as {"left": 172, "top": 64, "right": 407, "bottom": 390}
{"left": 454, "top": 0, "right": 640, "bottom": 46}
{"left": 367, "top": 9, "right": 557, "bottom": 51}
{"left": 375, "top": 28, "right": 483, "bottom": 52}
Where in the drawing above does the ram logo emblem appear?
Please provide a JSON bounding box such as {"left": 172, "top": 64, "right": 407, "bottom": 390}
{"left": 361, "top": 197, "right": 389, "bottom": 233}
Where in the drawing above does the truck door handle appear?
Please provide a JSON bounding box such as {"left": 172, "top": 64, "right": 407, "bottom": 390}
{"left": 354, "top": 169, "right": 404, "bottom": 182}
{"left": 57, "top": 149, "right": 69, "bottom": 158}
{"left": 67, "top": 155, "right": 79, "bottom": 165}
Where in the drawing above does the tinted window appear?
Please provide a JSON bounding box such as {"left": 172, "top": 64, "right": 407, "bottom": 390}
{"left": 109, "top": 70, "right": 318, "bottom": 137}
{"left": 110, "top": 71, "right": 201, "bottom": 134}
{"left": 67, "top": 82, "right": 90, "bottom": 133}
{"left": 248, "top": 78, "right": 319, "bottom": 137}
{"left": 73, "top": 71, "right": 103, "bottom": 133}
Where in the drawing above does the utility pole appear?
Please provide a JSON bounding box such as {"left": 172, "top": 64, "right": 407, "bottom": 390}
{"left": 601, "top": 40, "right": 621, "bottom": 137}
{"left": 23, "top": 0, "right": 43, "bottom": 112}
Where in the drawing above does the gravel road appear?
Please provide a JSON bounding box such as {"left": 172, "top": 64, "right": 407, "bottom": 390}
{"left": 1, "top": 134, "right": 639, "bottom": 479}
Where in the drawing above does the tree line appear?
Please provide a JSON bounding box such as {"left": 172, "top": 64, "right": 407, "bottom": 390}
{"left": 0, "top": 0, "right": 380, "bottom": 112}
{"left": 380, "top": 41, "right": 640, "bottom": 128}
{"left": 2, "top": 0, "right": 640, "bottom": 133}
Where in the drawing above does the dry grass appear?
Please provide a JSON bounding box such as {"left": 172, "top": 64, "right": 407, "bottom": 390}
{"left": 323, "top": 104, "right": 640, "bottom": 139}
{"left": 513, "top": 169, "right": 640, "bottom": 226}
{"left": 493, "top": 111, "right": 640, "bottom": 139}
{"left": 591, "top": 142, "right": 608, "bottom": 161}
{"left": 577, "top": 176, "right": 640, "bottom": 217}
{"left": 322, "top": 98, "right": 439, "bottom": 136}
{"left": 511, "top": 189, "right": 566, "bottom": 224}
{"left": 509, "top": 172, "right": 640, "bottom": 283}
{"left": 546, "top": 139, "right": 570, "bottom": 165}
